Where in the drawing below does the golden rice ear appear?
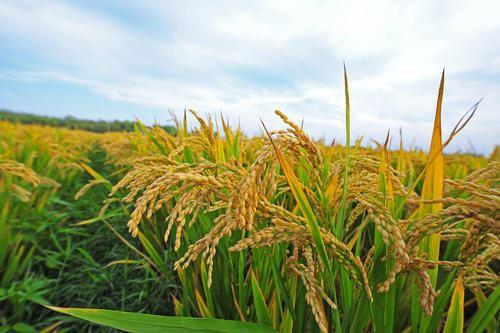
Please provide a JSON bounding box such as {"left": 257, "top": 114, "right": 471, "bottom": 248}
{"left": 260, "top": 119, "right": 332, "bottom": 278}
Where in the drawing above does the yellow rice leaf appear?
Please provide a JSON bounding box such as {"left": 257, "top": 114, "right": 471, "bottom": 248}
{"left": 79, "top": 162, "right": 112, "bottom": 190}
{"left": 379, "top": 130, "right": 394, "bottom": 210}
{"left": 172, "top": 295, "right": 184, "bottom": 317}
{"left": 325, "top": 173, "right": 340, "bottom": 207}
{"left": 215, "top": 129, "right": 226, "bottom": 162}
{"left": 231, "top": 289, "right": 246, "bottom": 321}
{"left": 419, "top": 70, "right": 445, "bottom": 287}
{"left": 420, "top": 70, "right": 444, "bottom": 214}
{"left": 40, "top": 321, "right": 63, "bottom": 333}
{"left": 195, "top": 289, "right": 213, "bottom": 318}
{"left": 443, "top": 275, "right": 464, "bottom": 333}
{"left": 104, "top": 260, "right": 139, "bottom": 268}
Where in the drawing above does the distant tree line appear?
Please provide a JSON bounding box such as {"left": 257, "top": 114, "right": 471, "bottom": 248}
{"left": 0, "top": 110, "right": 176, "bottom": 135}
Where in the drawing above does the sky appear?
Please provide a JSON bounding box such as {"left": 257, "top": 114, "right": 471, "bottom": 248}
{"left": 0, "top": 1, "right": 499, "bottom": 154}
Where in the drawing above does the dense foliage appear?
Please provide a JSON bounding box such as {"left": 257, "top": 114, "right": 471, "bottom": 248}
{"left": 0, "top": 122, "right": 175, "bottom": 332}
{"left": 1, "top": 74, "right": 499, "bottom": 332}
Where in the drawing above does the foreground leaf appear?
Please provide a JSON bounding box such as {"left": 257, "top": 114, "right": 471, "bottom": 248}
{"left": 46, "top": 306, "right": 276, "bottom": 333}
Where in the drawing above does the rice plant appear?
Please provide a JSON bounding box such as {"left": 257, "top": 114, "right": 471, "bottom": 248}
{"left": 43, "top": 71, "right": 498, "bottom": 332}
{"left": 1, "top": 71, "right": 499, "bottom": 332}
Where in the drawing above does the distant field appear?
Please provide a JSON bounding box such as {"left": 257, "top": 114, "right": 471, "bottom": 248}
{"left": 0, "top": 109, "right": 176, "bottom": 134}
{"left": 1, "top": 88, "right": 498, "bottom": 331}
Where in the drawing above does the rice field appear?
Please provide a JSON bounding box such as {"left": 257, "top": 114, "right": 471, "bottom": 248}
{"left": 1, "top": 74, "right": 499, "bottom": 332}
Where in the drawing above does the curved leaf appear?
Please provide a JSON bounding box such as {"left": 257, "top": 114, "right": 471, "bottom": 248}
{"left": 46, "top": 306, "right": 276, "bottom": 333}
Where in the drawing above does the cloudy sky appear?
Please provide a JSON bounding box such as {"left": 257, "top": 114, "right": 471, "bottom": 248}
{"left": 0, "top": 1, "right": 499, "bottom": 153}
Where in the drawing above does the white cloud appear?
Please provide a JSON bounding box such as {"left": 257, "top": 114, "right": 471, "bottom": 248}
{"left": 0, "top": 0, "right": 499, "bottom": 153}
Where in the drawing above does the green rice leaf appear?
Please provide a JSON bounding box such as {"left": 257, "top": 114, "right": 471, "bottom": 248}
{"left": 466, "top": 286, "right": 500, "bottom": 333}
{"left": 251, "top": 271, "right": 273, "bottom": 327}
{"left": 46, "top": 306, "right": 276, "bottom": 333}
